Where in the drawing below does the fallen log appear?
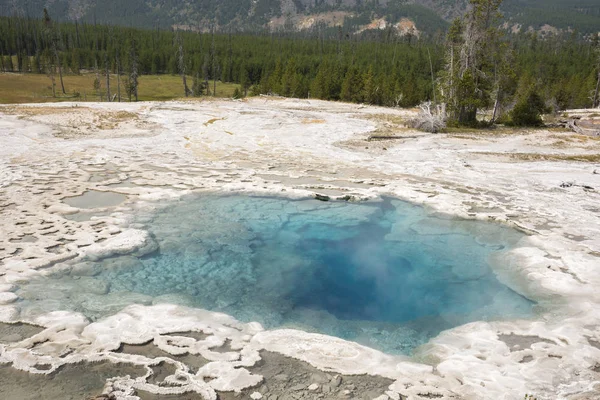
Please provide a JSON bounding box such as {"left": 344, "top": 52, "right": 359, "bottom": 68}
{"left": 368, "top": 135, "right": 421, "bottom": 141}
{"left": 567, "top": 119, "right": 587, "bottom": 135}
{"left": 558, "top": 119, "right": 600, "bottom": 137}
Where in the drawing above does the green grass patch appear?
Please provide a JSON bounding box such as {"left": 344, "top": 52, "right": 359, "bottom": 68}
{"left": 0, "top": 72, "right": 239, "bottom": 104}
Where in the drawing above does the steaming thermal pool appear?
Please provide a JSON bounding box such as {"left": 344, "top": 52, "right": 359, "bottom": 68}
{"left": 19, "top": 195, "right": 534, "bottom": 354}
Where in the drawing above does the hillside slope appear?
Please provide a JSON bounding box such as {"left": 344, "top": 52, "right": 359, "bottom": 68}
{"left": 0, "top": 0, "right": 598, "bottom": 35}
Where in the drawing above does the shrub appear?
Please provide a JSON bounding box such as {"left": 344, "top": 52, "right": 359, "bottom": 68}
{"left": 249, "top": 84, "right": 261, "bottom": 97}
{"left": 232, "top": 87, "right": 243, "bottom": 99}
{"left": 509, "top": 89, "right": 548, "bottom": 127}
{"left": 409, "top": 102, "right": 447, "bottom": 133}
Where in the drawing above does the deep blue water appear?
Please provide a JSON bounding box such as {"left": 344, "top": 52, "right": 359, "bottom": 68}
{"left": 36, "top": 195, "right": 536, "bottom": 354}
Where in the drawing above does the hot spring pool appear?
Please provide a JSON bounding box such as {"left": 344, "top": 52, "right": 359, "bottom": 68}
{"left": 19, "top": 195, "right": 534, "bottom": 354}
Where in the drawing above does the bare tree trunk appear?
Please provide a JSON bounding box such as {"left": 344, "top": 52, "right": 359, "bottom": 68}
{"left": 75, "top": 20, "right": 82, "bottom": 71}
{"left": 211, "top": 28, "right": 216, "bottom": 97}
{"left": 15, "top": 18, "right": 23, "bottom": 72}
{"left": 51, "top": 75, "right": 56, "bottom": 98}
{"left": 0, "top": 43, "right": 4, "bottom": 72}
{"left": 594, "top": 70, "right": 600, "bottom": 109}
{"left": 31, "top": 21, "right": 42, "bottom": 73}
{"left": 131, "top": 48, "right": 139, "bottom": 102}
{"left": 177, "top": 38, "right": 189, "bottom": 97}
{"left": 228, "top": 31, "right": 233, "bottom": 82}
{"left": 427, "top": 48, "right": 436, "bottom": 104}
{"left": 105, "top": 53, "right": 111, "bottom": 102}
{"left": 75, "top": 20, "right": 81, "bottom": 48}
{"left": 491, "top": 91, "right": 500, "bottom": 123}
{"left": 54, "top": 46, "right": 66, "bottom": 94}
{"left": 127, "top": 76, "right": 132, "bottom": 102}
{"left": 116, "top": 51, "right": 121, "bottom": 102}
{"left": 449, "top": 46, "right": 454, "bottom": 106}
{"left": 133, "top": 71, "right": 138, "bottom": 102}
{"left": 94, "top": 58, "right": 101, "bottom": 100}
{"left": 128, "top": 38, "right": 139, "bottom": 102}
{"left": 182, "top": 72, "right": 189, "bottom": 97}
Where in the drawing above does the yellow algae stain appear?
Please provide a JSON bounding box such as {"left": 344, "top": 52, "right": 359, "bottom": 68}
{"left": 301, "top": 118, "right": 326, "bottom": 124}
{"left": 204, "top": 117, "right": 225, "bottom": 126}
{"left": 224, "top": 131, "right": 234, "bottom": 135}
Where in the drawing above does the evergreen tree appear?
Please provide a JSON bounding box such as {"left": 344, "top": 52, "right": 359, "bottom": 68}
{"left": 362, "top": 66, "right": 378, "bottom": 104}
{"left": 282, "top": 58, "right": 302, "bottom": 97}
{"left": 311, "top": 60, "right": 341, "bottom": 100}
{"left": 509, "top": 87, "right": 547, "bottom": 126}
{"left": 440, "top": 0, "right": 503, "bottom": 126}
{"left": 341, "top": 66, "right": 364, "bottom": 103}
{"left": 269, "top": 58, "right": 284, "bottom": 95}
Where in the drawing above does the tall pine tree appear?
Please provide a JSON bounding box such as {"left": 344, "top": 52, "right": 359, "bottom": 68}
{"left": 440, "top": 0, "right": 503, "bottom": 125}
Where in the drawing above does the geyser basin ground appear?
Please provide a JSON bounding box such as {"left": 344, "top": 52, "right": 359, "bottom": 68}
{"left": 2, "top": 100, "right": 600, "bottom": 399}
{"left": 19, "top": 194, "right": 533, "bottom": 354}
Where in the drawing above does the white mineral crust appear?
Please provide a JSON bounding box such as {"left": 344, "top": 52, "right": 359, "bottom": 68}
{"left": 0, "top": 99, "right": 599, "bottom": 400}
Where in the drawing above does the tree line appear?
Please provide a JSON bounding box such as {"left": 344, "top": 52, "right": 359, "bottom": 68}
{"left": 0, "top": 7, "right": 598, "bottom": 120}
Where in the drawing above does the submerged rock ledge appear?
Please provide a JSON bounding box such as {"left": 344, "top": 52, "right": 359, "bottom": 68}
{"left": 0, "top": 99, "right": 600, "bottom": 400}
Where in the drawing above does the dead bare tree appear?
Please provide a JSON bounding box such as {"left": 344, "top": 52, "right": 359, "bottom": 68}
{"left": 67, "top": 0, "right": 90, "bottom": 22}
{"left": 593, "top": 47, "right": 600, "bottom": 108}
{"left": 42, "top": 48, "right": 57, "bottom": 97}
{"left": 427, "top": 48, "right": 437, "bottom": 105}
{"left": 54, "top": 42, "right": 66, "bottom": 95}
{"left": 105, "top": 53, "right": 111, "bottom": 102}
{"left": 116, "top": 48, "right": 121, "bottom": 102}
{"left": 211, "top": 26, "right": 217, "bottom": 97}
{"left": 176, "top": 32, "right": 190, "bottom": 97}
{"left": 0, "top": 42, "right": 5, "bottom": 72}
{"left": 93, "top": 57, "right": 101, "bottom": 100}
{"left": 43, "top": 8, "right": 66, "bottom": 95}
{"left": 129, "top": 38, "right": 139, "bottom": 102}
{"left": 594, "top": 73, "right": 600, "bottom": 109}
{"left": 202, "top": 54, "right": 211, "bottom": 95}
{"left": 409, "top": 102, "right": 447, "bottom": 133}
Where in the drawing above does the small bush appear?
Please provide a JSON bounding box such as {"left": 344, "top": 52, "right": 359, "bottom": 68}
{"left": 249, "top": 84, "right": 261, "bottom": 96}
{"left": 232, "top": 87, "right": 243, "bottom": 99}
{"left": 509, "top": 89, "right": 548, "bottom": 127}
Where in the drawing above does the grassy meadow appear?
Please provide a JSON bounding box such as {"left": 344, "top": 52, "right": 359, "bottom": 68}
{"left": 0, "top": 72, "right": 239, "bottom": 104}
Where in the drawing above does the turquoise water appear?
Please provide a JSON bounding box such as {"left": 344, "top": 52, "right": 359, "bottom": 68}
{"left": 26, "top": 195, "right": 534, "bottom": 354}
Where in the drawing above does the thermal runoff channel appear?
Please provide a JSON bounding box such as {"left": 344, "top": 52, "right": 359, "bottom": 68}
{"left": 19, "top": 195, "right": 534, "bottom": 354}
